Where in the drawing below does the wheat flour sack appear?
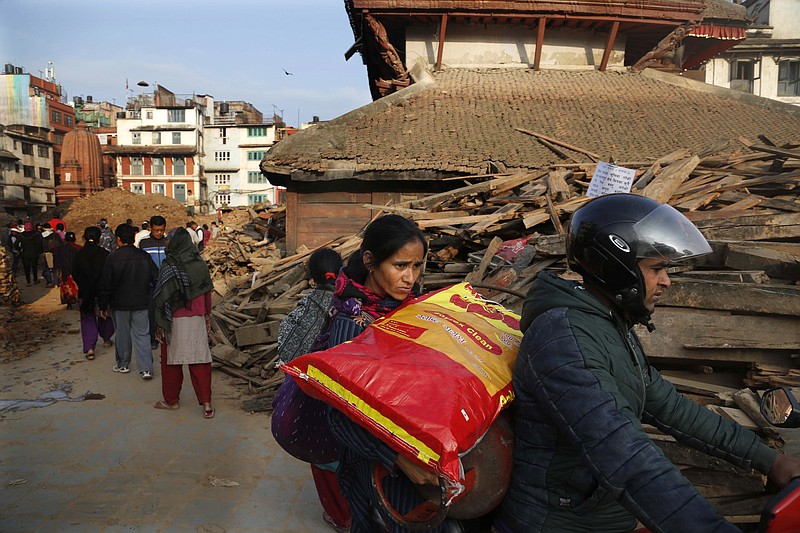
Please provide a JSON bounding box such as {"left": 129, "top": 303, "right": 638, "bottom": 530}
{"left": 281, "top": 282, "right": 521, "bottom": 487}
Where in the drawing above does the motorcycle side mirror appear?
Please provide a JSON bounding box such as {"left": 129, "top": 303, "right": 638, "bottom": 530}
{"left": 760, "top": 387, "right": 800, "bottom": 428}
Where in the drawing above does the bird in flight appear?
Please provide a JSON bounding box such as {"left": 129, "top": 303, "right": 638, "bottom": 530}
{"left": 283, "top": 69, "right": 294, "bottom": 76}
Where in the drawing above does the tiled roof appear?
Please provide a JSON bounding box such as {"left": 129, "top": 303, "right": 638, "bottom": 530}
{"left": 701, "top": 0, "right": 747, "bottom": 21}
{"left": 264, "top": 68, "right": 800, "bottom": 180}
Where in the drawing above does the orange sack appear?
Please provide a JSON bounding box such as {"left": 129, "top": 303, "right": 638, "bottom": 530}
{"left": 281, "top": 282, "right": 521, "bottom": 486}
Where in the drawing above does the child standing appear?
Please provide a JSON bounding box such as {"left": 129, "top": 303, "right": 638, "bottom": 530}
{"left": 274, "top": 247, "right": 349, "bottom": 532}
{"left": 277, "top": 247, "right": 343, "bottom": 363}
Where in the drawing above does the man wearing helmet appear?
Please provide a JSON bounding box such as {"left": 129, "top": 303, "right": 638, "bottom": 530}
{"left": 495, "top": 193, "right": 800, "bottom": 533}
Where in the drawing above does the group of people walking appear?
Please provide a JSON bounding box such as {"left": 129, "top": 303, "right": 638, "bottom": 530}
{"left": 6, "top": 215, "right": 219, "bottom": 420}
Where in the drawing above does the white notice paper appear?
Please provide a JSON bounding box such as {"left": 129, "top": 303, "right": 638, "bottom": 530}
{"left": 586, "top": 161, "right": 636, "bottom": 198}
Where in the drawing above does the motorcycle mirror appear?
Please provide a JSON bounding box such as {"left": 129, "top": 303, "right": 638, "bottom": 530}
{"left": 760, "top": 387, "right": 800, "bottom": 428}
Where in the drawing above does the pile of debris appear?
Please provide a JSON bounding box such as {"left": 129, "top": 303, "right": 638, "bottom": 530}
{"left": 207, "top": 137, "right": 797, "bottom": 523}
{"left": 61, "top": 187, "right": 196, "bottom": 234}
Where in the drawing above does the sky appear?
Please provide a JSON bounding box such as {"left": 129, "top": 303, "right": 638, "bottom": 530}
{"left": 0, "top": 0, "right": 373, "bottom": 126}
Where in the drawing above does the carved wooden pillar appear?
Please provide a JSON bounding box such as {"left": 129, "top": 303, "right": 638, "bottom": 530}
{"left": 365, "top": 14, "right": 409, "bottom": 96}
{"left": 631, "top": 22, "right": 699, "bottom": 72}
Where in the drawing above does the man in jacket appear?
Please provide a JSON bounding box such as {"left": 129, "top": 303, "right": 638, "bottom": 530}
{"left": 40, "top": 223, "right": 63, "bottom": 287}
{"left": 97, "top": 224, "right": 158, "bottom": 379}
{"left": 138, "top": 215, "right": 168, "bottom": 350}
{"left": 495, "top": 194, "right": 800, "bottom": 533}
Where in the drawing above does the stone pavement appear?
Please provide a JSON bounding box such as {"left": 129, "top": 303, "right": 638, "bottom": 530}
{"left": 0, "top": 282, "right": 330, "bottom": 532}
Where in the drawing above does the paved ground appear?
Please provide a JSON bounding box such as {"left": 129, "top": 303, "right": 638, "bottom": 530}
{"left": 0, "top": 282, "right": 329, "bottom": 532}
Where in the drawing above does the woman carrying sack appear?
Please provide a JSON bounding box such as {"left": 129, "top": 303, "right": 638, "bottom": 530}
{"left": 54, "top": 231, "right": 81, "bottom": 308}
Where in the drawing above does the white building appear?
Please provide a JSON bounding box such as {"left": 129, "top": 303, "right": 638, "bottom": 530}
{"left": 704, "top": 0, "right": 800, "bottom": 106}
{"left": 204, "top": 101, "right": 280, "bottom": 208}
{"left": 109, "top": 85, "right": 209, "bottom": 210}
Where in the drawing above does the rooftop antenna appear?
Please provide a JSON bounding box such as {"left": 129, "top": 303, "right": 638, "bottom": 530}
{"left": 45, "top": 60, "right": 55, "bottom": 82}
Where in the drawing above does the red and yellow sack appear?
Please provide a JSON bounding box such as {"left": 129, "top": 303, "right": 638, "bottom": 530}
{"left": 281, "top": 282, "right": 521, "bottom": 484}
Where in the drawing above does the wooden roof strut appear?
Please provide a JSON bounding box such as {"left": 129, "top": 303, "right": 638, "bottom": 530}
{"left": 436, "top": 14, "right": 449, "bottom": 71}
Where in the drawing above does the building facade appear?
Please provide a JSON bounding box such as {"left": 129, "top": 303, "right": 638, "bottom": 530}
{"left": 0, "top": 124, "right": 56, "bottom": 215}
{"left": 704, "top": 0, "right": 800, "bottom": 105}
{"left": 74, "top": 96, "right": 124, "bottom": 128}
{"left": 204, "top": 101, "right": 280, "bottom": 209}
{"left": 0, "top": 63, "right": 74, "bottom": 205}
{"left": 108, "top": 85, "right": 208, "bottom": 211}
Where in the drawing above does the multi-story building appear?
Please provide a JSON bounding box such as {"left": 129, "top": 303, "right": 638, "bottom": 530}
{"left": 704, "top": 0, "right": 800, "bottom": 105}
{"left": 0, "top": 62, "right": 75, "bottom": 199}
{"left": 108, "top": 85, "right": 208, "bottom": 210}
{"left": 204, "top": 101, "right": 281, "bottom": 208}
{"left": 0, "top": 124, "right": 56, "bottom": 215}
{"left": 73, "top": 96, "right": 123, "bottom": 128}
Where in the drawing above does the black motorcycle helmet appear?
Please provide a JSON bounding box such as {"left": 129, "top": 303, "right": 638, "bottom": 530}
{"left": 566, "top": 193, "right": 711, "bottom": 329}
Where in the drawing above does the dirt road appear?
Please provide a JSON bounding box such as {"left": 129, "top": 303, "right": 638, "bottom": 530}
{"left": 0, "top": 282, "right": 329, "bottom": 532}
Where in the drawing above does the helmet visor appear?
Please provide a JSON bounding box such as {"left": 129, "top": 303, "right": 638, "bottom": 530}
{"left": 632, "top": 204, "right": 711, "bottom": 262}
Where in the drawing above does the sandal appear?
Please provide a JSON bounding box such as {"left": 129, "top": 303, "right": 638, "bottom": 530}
{"left": 154, "top": 400, "right": 179, "bottom": 411}
{"left": 203, "top": 407, "right": 215, "bottom": 419}
{"left": 85, "top": 350, "right": 95, "bottom": 360}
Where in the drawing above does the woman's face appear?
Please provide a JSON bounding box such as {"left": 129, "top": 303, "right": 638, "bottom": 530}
{"left": 364, "top": 239, "right": 425, "bottom": 300}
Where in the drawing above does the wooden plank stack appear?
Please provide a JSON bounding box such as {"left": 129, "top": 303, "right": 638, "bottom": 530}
{"left": 207, "top": 137, "right": 798, "bottom": 523}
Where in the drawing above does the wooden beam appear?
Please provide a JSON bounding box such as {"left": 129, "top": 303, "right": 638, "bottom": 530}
{"left": 436, "top": 14, "right": 448, "bottom": 71}
{"left": 599, "top": 21, "right": 619, "bottom": 72}
{"left": 534, "top": 17, "right": 546, "bottom": 70}
{"left": 516, "top": 128, "right": 601, "bottom": 162}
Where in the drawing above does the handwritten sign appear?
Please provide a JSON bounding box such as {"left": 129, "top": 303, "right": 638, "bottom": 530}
{"left": 586, "top": 161, "right": 636, "bottom": 198}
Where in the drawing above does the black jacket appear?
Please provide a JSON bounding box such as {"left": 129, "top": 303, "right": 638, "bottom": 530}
{"left": 73, "top": 243, "right": 109, "bottom": 315}
{"left": 498, "top": 273, "right": 774, "bottom": 533}
{"left": 18, "top": 230, "right": 43, "bottom": 259}
{"left": 97, "top": 245, "right": 158, "bottom": 312}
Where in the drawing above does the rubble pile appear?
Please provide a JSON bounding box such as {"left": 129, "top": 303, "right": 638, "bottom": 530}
{"left": 0, "top": 251, "right": 20, "bottom": 307}
{"left": 62, "top": 187, "right": 192, "bottom": 234}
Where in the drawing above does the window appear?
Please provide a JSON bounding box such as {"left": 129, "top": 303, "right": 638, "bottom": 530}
{"left": 730, "top": 59, "right": 754, "bottom": 94}
{"left": 131, "top": 157, "right": 143, "bottom": 175}
{"left": 220, "top": 127, "right": 227, "bottom": 145}
{"left": 214, "top": 174, "right": 231, "bottom": 185}
{"left": 37, "top": 145, "right": 49, "bottom": 157}
{"left": 247, "top": 171, "right": 267, "bottom": 183}
{"left": 146, "top": 111, "right": 153, "bottom": 119}
{"left": 132, "top": 132, "right": 141, "bottom": 145}
{"left": 131, "top": 183, "right": 144, "bottom": 194}
{"left": 167, "top": 109, "right": 185, "bottom": 122}
{"left": 173, "top": 157, "right": 185, "bottom": 175}
{"left": 216, "top": 192, "right": 230, "bottom": 206}
{"left": 23, "top": 165, "right": 35, "bottom": 177}
{"left": 51, "top": 110, "right": 62, "bottom": 123}
{"left": 65, "top": 115, "right": 73, "bottom": 127}
{"left": 152, "top": 183, "right": 166, "bottom": 195}
{"left": 152, "top": 157, "right": 165, "bottom": 175}
{"left": 247, "top": 150, "right": 266, "bottom": 161}
{"left": 21, "top": 142, "right": 33, "bottom": 155}
{"left": 248, "top": 127, "right": 266, "bottom": 137}
{"left": 778, "top": 60, "right": 800, "bottom": 97}
{"left": 248, "top": 194, "right": 267, "bottom": 205}
{"left": 172, "top": 132, "right": 181, "bottom": 144}
{"left": 214, "top": 151, "right": 230, "bottom": 161}
{"left": 39, "top": 167, "right": 51, "bottom": 180}
{"left": 152, "top": 132, "right": 161, "bottom": 144}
